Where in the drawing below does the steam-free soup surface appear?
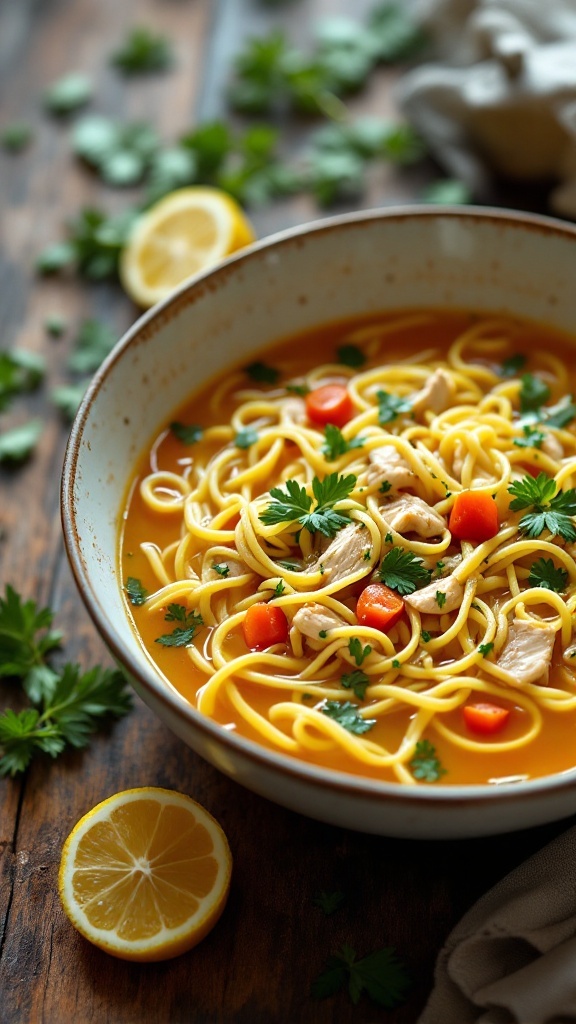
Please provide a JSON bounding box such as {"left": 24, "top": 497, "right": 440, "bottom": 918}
{"left": 120, "top": 309, "right": 576, "bottom": 786}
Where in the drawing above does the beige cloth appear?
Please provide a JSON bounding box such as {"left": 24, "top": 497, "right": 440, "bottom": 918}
{"left": 418, "top": 824, "right": 576, "bottom": 1024}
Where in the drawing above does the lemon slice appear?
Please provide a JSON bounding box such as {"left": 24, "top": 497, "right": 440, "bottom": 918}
{"left": 119, "top": 186, "right": 256, "bottom": 307}
{"left": 58, "top": 787, "right": 232, "bottom": 962}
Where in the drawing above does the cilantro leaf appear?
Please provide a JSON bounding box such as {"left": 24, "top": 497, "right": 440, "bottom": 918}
{"left": 170, "top": 421, "right": 203, "bottom": 444}
{"left": 528, "top": 558, "right": 568, "bottom": 593}
{"left": 321, "top": 424, "right": 364, "bottom": 461}
{"left": 0, "top": 585, "right": 62, "bottom": 699}
{"left": 312, "top": 943, "right": 411, "bottom": 1008}
{"left": 348, "top": 637, "right": 371, "bottom": 665}
{"left": 337, "top": 343, "right": 365, "bottom": 368}
{"left": 378, "top": 547, "right": 431, "bottom": 595}
{"left": 376, "top": 389, "right": 412, "bottom": 424}
{"left": 155, "top": 604, "right": 203, "bottom": 647}
{"left": 500, "top": 353, "right": 527, "bottom": 378}
{"left": 260, "top": 473, "right": 356, "bottom": 538}
{"left": 508, "top": 473, "right": 576, "bottom": 541}
{"left": 513, "top": 424, "right": 545, "bottom": 449}
{"left": 519, "top": 373, "right": 551, "bottom": 414}
{"left": 110, "top": 27, "right": 173, "bottom": 74}
{"left": 340, "top": 669, "right": 369, "bottom": 700}
{"left": 478, "top": 641, "right": 494, "bottom": 656}
{"left": 125, "top": 577, "right": 148, "bottom": 606}
{"left": 435, "top": 590, "right": 447, "bottom": 609}
{"left": 321, "top": 700, "right": 375, "bottom": 735}
{"left": 409, "top": 739, "right": 446, "bottom": 782}
{"left": 245, "top": 361, "right": 279, "bottom": 385}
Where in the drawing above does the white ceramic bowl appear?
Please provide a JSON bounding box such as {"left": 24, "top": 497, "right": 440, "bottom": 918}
{"left": 62, "top": 206, "right": 576, "bottom": 839}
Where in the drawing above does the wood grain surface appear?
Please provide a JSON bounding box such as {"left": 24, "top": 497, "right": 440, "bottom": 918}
{"left": 0, "top": 2, "right": 572, "bottom": 1022}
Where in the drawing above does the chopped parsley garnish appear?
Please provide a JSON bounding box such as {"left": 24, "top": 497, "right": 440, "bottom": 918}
{"left": 363, "top": 548, "right": 371, "bottom": 561}
{"left": 513, "top": 424, "right": 545, "bottom": 449}
{"left": 274, "top": 580, "right": 285, "bottom": 596}
{"left": 421, "top": 630, "right": 431, "bottom": 643}
{"left": 318, "top": 629, "right": 328, "bottom": 639}
{"left": 384, "top": 531, "right": 393, "bottom": 543}
{"left": 478, "top": 641, "right": 494, "bottom": 656}
{"left": 311, "top": 943, "right": 411, "bottom": 1009}
{"left": 312, "top": 890, "right": 346, "bottom": 916}
{"left": 378, "top": 547, "right": 431, "bottom": 595}
{"left": 125, "top": 577, "right": 148, "bottom": 606}
{"left": 321, "top": 700, "right": 376, "bottom": 735}
{"left": 500, "top": 353, "right": 527, "bottom": 378}
{"left": 435, "top": 591, "right": 447, "bottom": 609}
{"left": 528, "top": 557, "right": 568, "bottom": 593}
{"left": 321, "top": 424, "right": 365, "bottom": 461}
{"left": 348, "top": 637, "right": 371, "bottom": 665}
{"left": 392, "top": 658, "right": 400, "bottom": 668}
{"left": 212, "top": 563, "right": 230, "bottom": 578}
{"left": 337, "top": 343, "right": 366, "bottom": 368}
{"left": 170, "top": 421, "right": 203, "bottom": 444}
{"left": 245, "top": 361, "right": 280, "bottom": 385}
{"left": 376, "top": 389, "right": 412, "bottom": 424}
{"left": 340, "top": 669, "right": 369, "bottom": 700}
{"left": 409, "top": 739, "right": 446, "bottom": 782}
{"left": 543, "top": 396, "right": 576, "bottom": 429}
{"left": 508, "top": 473, "right": 576, "bottom": 541}
{"left": 379, "top": 480, "right": 392, "bottom": 493}
{"left": 519, "top": 373, "right": 551, "bottom": 414}
{"left": 234, "top": 428, "right": 259, "bottom": 449}
{"left": 286, "top": 382, "right": 310, "bottom": 397}
{"left": 155, "top": 604, "right": 203, "bottom": 647}
{"left": 259, "top": 472, "right": 356, "bottom": 538}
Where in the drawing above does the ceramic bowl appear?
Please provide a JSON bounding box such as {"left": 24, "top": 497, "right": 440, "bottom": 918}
{"left": 62, "top": 206, "right": 576, "bottom": 839}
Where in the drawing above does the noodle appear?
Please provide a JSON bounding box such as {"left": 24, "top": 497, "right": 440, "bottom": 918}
{"left": 120, "top": 309, "right": 576, "bottom": 786}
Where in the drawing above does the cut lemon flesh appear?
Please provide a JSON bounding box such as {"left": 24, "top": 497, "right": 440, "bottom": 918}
{"left": 58, "top": 788, "right": 232, "bottom": 962}
{"left": 119, "top": 186, "right": 256, "bottom": 308}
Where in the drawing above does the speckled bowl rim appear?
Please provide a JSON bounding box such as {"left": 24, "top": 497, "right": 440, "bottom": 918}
{"left": 61, "top": 204, "right": 576, "bottom": 817}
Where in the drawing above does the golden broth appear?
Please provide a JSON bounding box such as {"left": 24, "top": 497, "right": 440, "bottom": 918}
{"left": 119, "top": 309, "right": 576, "bottom": 786}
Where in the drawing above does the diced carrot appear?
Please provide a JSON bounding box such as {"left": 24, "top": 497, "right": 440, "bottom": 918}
{"left": 356, "top": 583, "right": 405, "bottom": 632}
{"left": 449, "top": 491, "right": 499, "bottom": 542}
{"left": 305, "top": 383, "right": 353, "bottom": 428}
{"left": 463, "top": 702, "right": 510, "bottom": 735}
{"left": 242, "top": 603, "right": 289, "bottom": 650}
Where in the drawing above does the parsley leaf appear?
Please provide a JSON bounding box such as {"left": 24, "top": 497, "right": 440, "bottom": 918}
{"left": 519, "top": 373, "right": 551, "bottom": 414}
{"left": 125, "top": 577, "right": 148, "bottom": 606}
{"left": 348, "top": 637, "right": 371, "bottom": 665}
{"left": 155, "top": 604, "right": 204, "bottom": 647}
{"left": 376, "top": 389, "right": 412, "bottom": 424}
{"left": 409, "top": 739, "right": 446, "bottom": 782}
{"left": 0, "top": 420, "right": 43, "bottom": 464}
{"left": 513, "top": 424, "right": 545, "bottom": 449}
{"left": 337, "top": 343, "right": 365, "bottom": 368}
{"left": 235, "top": 428, "right": 258, "bottom": 449}
{"left": 340, "top": 669, "right": 369, "bottom": 700}
{"left": 500, "top": 353, "right": 527, "bottom": 378}
{"left": 528, "top": 558, "right": 568, "bottom": 593}
{"left": 274, "top": 580, "right": 285, "bottom": 596}
{"left": 378, "top": 547, "right": 431, "bottom": 595}
{"left": 170, "top": 422, "right": 203, "bottom": 445}
{"left": 110, "top": 27, "right": 173, "bottom": 74}
{"left": 321, "top": 700, "right": 375, "bottom": 735}
{"left": 260, "top": 473, "right": 356, "bottom": 538}
{"left": 1, "top": 122, "right": 32, "bottom": 152}
{"left": 0, "top": 585, "right": 62, "bottom": 701}
{"left": 478, "top": 641, "right": 494, "bottom": 656}
{"left": 435, "top": 591, "right": 447, "bottom": 609}
{"left": 321, "top": 424, "right": 364, "bottom": 461}
{"left": 43, "top": 73, "right": 92, "bottom": 115}
{"left": 311, "top": 943, "right": 411, "bottom": 1008}
{"left": 313, "top": 890, "right": 346, "bottom": 915}
{"left": 508, "top": 473, "right": 576, "bottom": 541}
{"left": 67, "top": 319, "right": 118, "bottom": 374}
{"left": 212, "top": 563, "right": 230, "bottom": 578}
{"left": 245, "top": 361, "right": 280, "bottom": 385}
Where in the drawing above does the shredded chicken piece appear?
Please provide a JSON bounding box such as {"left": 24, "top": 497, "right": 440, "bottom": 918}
{"left": 405, "top": 573, "right": 464, "bottom": 614}
{"left": 367, "top": 445, "right": 418, "bottom": 491}
{"left": 292, "top": 603, "right": 348, "bottom": 640}
{"left": 380, "top": 494, "right": 446, "bottom": 539}
{"left": 307, "top": 522, "right": 370, "bottom": 585}
{"left": 497, "top": 617, "right": 556, "bottom": 685}
{"left": 411, "top": 368, "right": 455, "bottom": 417}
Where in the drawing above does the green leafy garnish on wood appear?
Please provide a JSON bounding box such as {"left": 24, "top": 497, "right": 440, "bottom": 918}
{"left": 508, "top": 473, "right": 576, "bottom": 541}
{"left": 313, "top": 890, "right": 346, "bottom": 915}
{"left": 0, "top": 586, "right": 131, "bottom": 776}
{"left": 311, "top": 943, "right": 411, "bottom": 1008}
{"left": 110, "top": 27, "right": 173, "bottom": 74}
{"left": 259, "top": 473, "right": 356, "bottom": 538}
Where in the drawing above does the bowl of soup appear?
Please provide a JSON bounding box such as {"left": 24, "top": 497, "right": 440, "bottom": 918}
{"left": 61, "top": 205, "right": 576, "bottom": 839}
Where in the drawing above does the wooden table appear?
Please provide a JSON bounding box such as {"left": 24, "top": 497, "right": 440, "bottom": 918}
{"left": 1, "top": 2, "right": 572, "bottom": 1021}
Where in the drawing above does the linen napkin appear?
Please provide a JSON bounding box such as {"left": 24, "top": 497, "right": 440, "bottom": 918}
{"left": 397, "top": 0, "right": 576, "bottom": 218}
{"left": 417, "top": 823, "right": 576, "bottom": 1024}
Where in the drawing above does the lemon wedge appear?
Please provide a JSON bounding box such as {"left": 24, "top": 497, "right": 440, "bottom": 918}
{"left": 119, "top": 186, "right": 256, "bottom": 308}
{"left": 58, "top": 787, "right": 232, "bottom": 961}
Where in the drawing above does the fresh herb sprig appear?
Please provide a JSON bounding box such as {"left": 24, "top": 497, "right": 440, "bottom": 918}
{"left": 259, "top": 473, "right": 356, "bottom": 538}
{"left": 321, "top": 700, "right": 375, "bottom": 735}
{"left": 155, "top": 604, "right": 204, "bottom": 647}
{"left": 508, "top": 474, "right": 576, "bottom": 541}
{"left": 378, "top": 547, "right": 431, "bottom": 595}
{"left": 528, "top": 558, "right": 568, "bottom": 593}
{"left": 321, "top": 424, "right": 364, "bottom": 461}
{"left": 311, "top": 943, "right": 411, "bottom": 1009}
{"left": 409, "top": 739, "right": 446, "bottom": 782}
{"left": 0, "top": 585, "right": 131, "bottom": 776}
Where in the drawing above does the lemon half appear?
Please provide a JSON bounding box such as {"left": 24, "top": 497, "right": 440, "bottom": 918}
{"left": 58, "top": 787, "right": 232, "bottom": 962}
{"left": 119, "top": 186, "right": 256, "bottom": 308}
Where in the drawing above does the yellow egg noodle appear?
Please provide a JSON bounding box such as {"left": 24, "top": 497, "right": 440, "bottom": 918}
{"left": 123, "top": 312, "right": 576, "bottom": 786}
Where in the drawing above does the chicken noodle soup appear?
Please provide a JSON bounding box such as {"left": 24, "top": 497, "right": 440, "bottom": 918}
{"left": 120, "top": 309, "right": 576, "bottom": 786}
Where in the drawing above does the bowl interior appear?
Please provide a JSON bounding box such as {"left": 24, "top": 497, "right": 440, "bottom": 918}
{"left": 62, "top": 207, "right": 576, "bottom": 835}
